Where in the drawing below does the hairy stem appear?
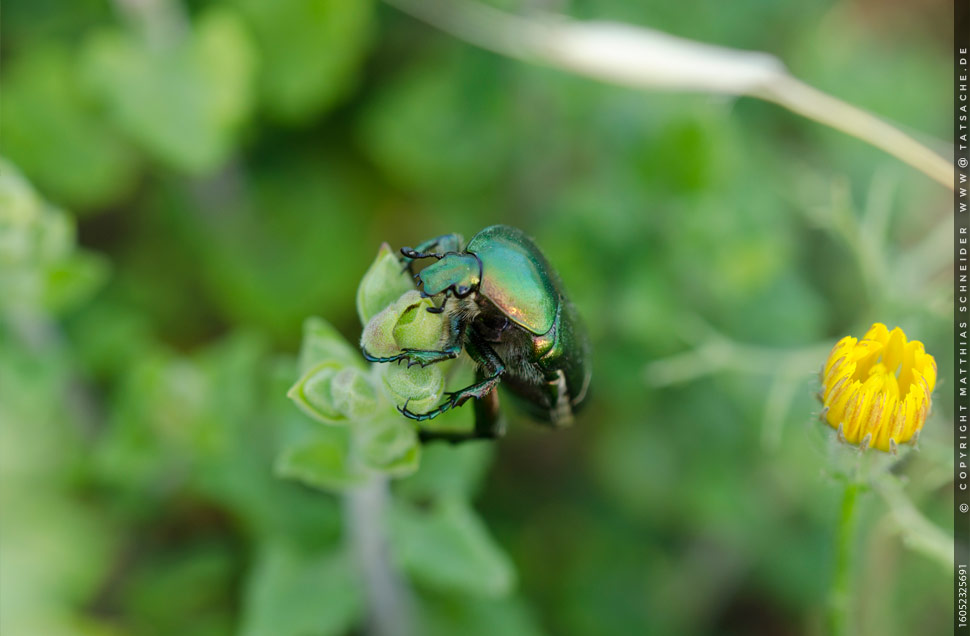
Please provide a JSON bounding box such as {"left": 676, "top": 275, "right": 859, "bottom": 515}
{"left": 870, "top": 471, "right": 953, "bottom": 571}
{"left": 345, "top": 477, "right": 414, "bottom": 636}
{"left": 829, "top": 480, "right": 861, "bottom": 636}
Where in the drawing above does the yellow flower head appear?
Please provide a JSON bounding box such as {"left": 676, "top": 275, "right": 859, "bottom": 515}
{"left": 820, "top": 323, "right": 936, "bottom": 453}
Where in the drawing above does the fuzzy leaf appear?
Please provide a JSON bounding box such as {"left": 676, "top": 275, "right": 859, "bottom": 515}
{"left": 397, "top": 442, "right": 494, "bottom": 502}
{"left": 330, "top": 367, "right": 380, "bottom": 421}
{"left": 288, "top": 360, "right": 346, "bottom": 424}
{"left": 0, "top": 46, "right": 137, "bottom": 210}
{"left": 81, "top": 9, "right": 255, "bottom": 174}
{"left": 356, "top": 242, "right": 416, "bottom": 326}
{"left": 275, "top": 432, "right": 367, "bottom": 491}
{"left": 241, "top": 541, "right": 364, "bottom": 636}
{"left": 231, "top": 0, "right": 374, "bottom": 124}
{"left": 389, "top": 498, "right": 515, "bottom": 597}
{"left": 359, "top": 417, "right": 420, "bottom": 477}
{"left": 298, "top": 316, "right": 362, "bottom": 374}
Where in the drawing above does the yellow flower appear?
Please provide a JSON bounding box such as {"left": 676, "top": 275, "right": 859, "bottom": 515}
{"left": 820, "top": 323, "right": 937, "bottom": 453}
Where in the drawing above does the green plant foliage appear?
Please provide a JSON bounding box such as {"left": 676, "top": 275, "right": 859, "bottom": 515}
{"left": 357, "top": 48, "right": 517, "bottom": 194}
{"left": 241, "top": 542, "right": 364, "bottom": 636}
{"left": 281, "top": 243, "right": 461, "bottom": 485}
{"left": 231, "top": 0, "right": 374, "bottom": 124}
{"left": 276, "top": 428, "right": 368, "bottom": 490}
{"left": 0, "top": 158, "right": 108, "bottom": 316}
{"left": 81, "top": 8, "right": 255, "bottom": 174}
{"left": 168, "top": 157, "right": 372, "bottom": 341}
{"left": 390, "top": 497, "right": 515, "bottom": 597}
{"left": 415, "top": 594, "right": 545, "bottom": 636}
{"left": 396, "top": 441, "right": 494, "bottom": 502}
{"left": 357, "top": 243, "right": 416, "bottom": 325}
{"left": 284, "top": 314, "right": 429, "bottom": 483}
{"left": 0, "top": 47, "right": 138, "bottom": 210}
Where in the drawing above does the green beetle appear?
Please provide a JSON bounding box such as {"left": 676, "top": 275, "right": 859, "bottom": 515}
{"left": 363, "top": 225, "right": 591, "bottom": 443}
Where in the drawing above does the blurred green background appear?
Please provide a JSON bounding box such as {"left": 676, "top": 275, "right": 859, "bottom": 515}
{"left": 0, "top": 0, "right": 955, "bottom": 634}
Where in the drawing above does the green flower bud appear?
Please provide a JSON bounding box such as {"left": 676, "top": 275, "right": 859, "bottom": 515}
{"left": 360, "top": 290, "right": 446, "bottom": 358}
{"left": 359, "top": 301, "right": 404, "bottom": 359}
{"left": 356, "top": 242, "right": 416, "bottom": 325}
{"left": 288, "top": 360, "right": 379, "bottom": 424}
{"left": 381, "top": 361, "right": 444, "bottom": 413}
{"left": 393, "top": 299, "right": 445, "bottom": 351}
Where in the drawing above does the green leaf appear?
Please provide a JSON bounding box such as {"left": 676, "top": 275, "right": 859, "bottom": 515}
{"left": 165, "top": 159, "right": 372, "bottom": 341}
{"left": 66, "top": 299, "right": 155, "bottom": 381}
{"left": 0, "top": 159, "right": 106, "bottom": 315}
{"left": 121, "top": 542, "right": 236, "bottom": 634}
{"left": 289, "top": 361, "right": 343, "bottom": 423}
{"left": 232, "top": 0, "right": 374, "bottom": 124}
{"left": 298, "top": 316, "right": 363, "bottom": 374}
{"left": 390, "top": 498, "right": 515, "bottom": 597}
{"left": 417, "top": 594, "right": 545, "bottom": 636}
{"left": 42, "top": 251, "right": 109, "bottom": 313}
{"left": 241, "top": 541, "right": 364, "bottom": 636}
{"left": 397, "top": 442, "right": 493, "bottom": 502}
{"left": 81, "top": 8, "right": 255, "bottom": 174}
{"left": 330, "top": 367, "right": 380, "bottom": 421}
{"left": 275, "top": 430, "right": 368, "bottom": 492}
{"left": 357, "top": 48, "right": 515, "bottom": 193}
{"left": 356, "top": 242, "right": 416, "bottom": 326}
{"left": 359, "top": 417, "right": 420, "bottom": 477}
{"left": 0, "top": 46, "right": 137, "bottom": 210}
{"left": 288, "top": 360, "right": 380, "bottom": 424}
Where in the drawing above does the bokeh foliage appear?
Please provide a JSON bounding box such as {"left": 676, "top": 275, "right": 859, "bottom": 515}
{"left": 0, "top": 0, "right": 954, "bottom": 634}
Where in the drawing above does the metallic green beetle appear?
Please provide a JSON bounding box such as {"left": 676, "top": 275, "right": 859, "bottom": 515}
{"left": 363, "top": 225, "right": 592, "bottom": 443}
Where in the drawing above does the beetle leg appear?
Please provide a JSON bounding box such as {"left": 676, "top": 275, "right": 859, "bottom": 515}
{"left": 400, "top": 334, "right": 505, "bottom": 427}
{"left": 361, "top": 313, "right": 464, "bottom": 367}
{"left": 362, "top": 345, "right": 461, "bottom": 367}
{"left": 417, "top": 374, "right": 506, "bottom": 444}
{"left": 543, "top": 369, "right": 575, "bottom": 428}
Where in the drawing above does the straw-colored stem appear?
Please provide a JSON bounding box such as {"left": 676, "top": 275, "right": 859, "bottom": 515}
{"left": 385, "top": 0, "right": 952, "bottom": 189}
{"left": 754, "top": 76, "right": 951, "bottom": 188}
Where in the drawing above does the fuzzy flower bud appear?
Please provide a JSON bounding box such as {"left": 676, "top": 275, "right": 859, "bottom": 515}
{"left": 381, "top": 362, "right": 444, "bottom": 414}
{"left": 361, "top": 290, "right": 446, "bottom": 358}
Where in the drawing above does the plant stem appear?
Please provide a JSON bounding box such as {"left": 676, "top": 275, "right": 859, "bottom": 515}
{"left": 345, "top": 476, "right": 414, "bottom": 636}
{"left": 829, "top": 480, "right": 861, "bottom": 636}
{"left": 870, "top": 471, "right": 953, "bottom": 571}
{"left": 385, "top": 0, "right": 952, "bottom": 188}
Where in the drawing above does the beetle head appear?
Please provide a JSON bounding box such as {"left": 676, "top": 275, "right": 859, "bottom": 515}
{"left": 416, "top": 253, "right": 482, "bottom": 300}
